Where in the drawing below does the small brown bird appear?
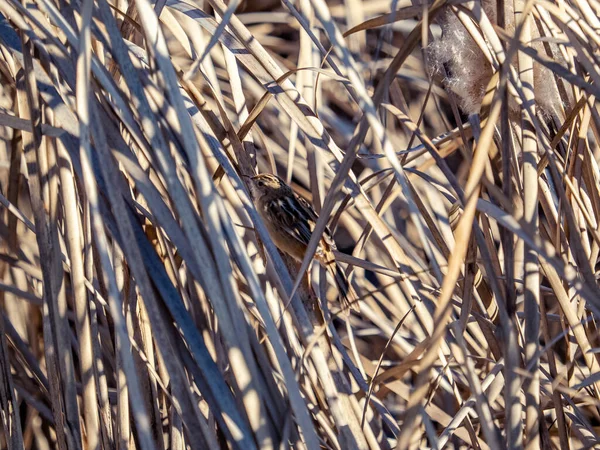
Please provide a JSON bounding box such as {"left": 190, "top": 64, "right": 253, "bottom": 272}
{"left": 245, "top": 173, "right": 359, "bottom": 313}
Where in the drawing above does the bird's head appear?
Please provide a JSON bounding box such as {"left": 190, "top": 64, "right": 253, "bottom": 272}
{"left": 245, "top": 173, "right": 291, "bottom": 200}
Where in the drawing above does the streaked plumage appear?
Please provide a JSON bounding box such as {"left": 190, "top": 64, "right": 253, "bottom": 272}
{"left": 246, "top": 173, "right": 359, "bottom": 313}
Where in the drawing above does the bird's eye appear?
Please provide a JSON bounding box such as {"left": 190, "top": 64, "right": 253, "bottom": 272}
{"left": 257, "top": 181, "right": 264, "bottom": 187}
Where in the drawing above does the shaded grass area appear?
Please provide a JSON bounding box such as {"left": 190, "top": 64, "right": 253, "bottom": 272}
{"left": 0, "top": 0, "right": 600, "bottom": 448}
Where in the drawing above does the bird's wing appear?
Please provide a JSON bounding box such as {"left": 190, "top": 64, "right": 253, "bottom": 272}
{"left": 296, "top": 195, "right": 336, "bottom": 249}
{"left": 265, "top": 195, "right": 313, "bottom": 245}
{"left": 266, "top": 193, "right": 337, "bottom": 253}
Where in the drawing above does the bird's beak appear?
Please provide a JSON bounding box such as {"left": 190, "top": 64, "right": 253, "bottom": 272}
{"left": 242, "top": 175, "right": 256, "bottom": 197}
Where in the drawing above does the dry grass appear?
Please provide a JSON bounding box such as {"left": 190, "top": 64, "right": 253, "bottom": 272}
{"left": 0, "top": 0, "right": 599, "bottom": 448}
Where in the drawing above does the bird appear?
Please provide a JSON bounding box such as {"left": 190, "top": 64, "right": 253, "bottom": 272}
{"left": 245, "top": 173, "right": 359, "bottom": 313}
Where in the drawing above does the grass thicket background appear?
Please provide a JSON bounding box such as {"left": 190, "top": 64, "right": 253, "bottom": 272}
{"left": 1, "top": 0, "right": 600, "bottom": 448}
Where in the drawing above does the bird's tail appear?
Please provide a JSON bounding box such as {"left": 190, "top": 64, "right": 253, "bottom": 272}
{"left": 325, "top": 259, "right": 360, "bottom": 314}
